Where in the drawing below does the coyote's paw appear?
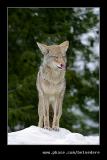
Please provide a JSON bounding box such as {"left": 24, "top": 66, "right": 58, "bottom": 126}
{"left": 44, "top": 126, "right": 51, "bottom": 131}
{"left": 52, "top": 127, "right": 59, "bottom": 131}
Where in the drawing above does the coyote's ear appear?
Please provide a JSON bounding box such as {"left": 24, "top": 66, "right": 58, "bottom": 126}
{"left": 60, "top": 41, "right": 69, "bottom": 53}
{"left": 37, "top": 42, "right": 48, "bottom": 54}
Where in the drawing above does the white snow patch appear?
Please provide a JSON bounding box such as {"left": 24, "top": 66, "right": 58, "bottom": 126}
{"left": 73, "top": 60, "right": 85, "bottom": 72}
{"left": 70, "top": 88, "right": 78, "bottom": 96}
{"left": 90, "top": 41, "right": 99, "bottom": 56}
{"left": 72, "top": 124, "right": 81, "bottom": 129}
{"left": 79, "top": 31, "right": 95, "bottom": 46}
{"left": 70, "top": 26, "right": 74, "bottom": 33}
{"left": 8, "top": 125, "right": 99, "bottom": 145}
{"left": 92, "top": 8, "right": 100, "bottom": 15}
{"left": 32, "top": 12, "right": 38, "bottom": 16}
{"left": 69, "top": 105, "right": 84, "bottom": 117}
{"left": 72, "top": 50, "right": 85, "bottom": 75}
{"left": 84, "top": 98, "right": 99, "bottom": 112}
{"left": 82, "top": 119, "right": 99, "bottom": 128}
{"left": 86, "top": 60, "right": 99, "bottom": 72}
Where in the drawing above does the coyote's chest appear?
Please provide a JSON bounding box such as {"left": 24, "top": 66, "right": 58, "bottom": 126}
{"left": 38, "top": 68, "right": 65, "bottom": 95}
{"left": 42, "top": 79, "right": 65, "bottom": 95}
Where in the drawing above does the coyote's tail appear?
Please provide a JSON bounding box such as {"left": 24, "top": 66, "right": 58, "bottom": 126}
{"left": 49, "top": 105, "right": 54, "bottom": 128}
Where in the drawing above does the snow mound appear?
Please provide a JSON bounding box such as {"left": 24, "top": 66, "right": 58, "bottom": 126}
{"left": 8, "top": 125, "right": 99, "bottom": 145}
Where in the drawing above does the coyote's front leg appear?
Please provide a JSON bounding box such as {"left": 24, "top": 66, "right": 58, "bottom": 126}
{"left": 52, "top": 95, "right": 63, "bottom": 131}
{"left": 38, "top": 95, "right": 44, "bottom": 128}
{"left": 43, "top": 95, "right": 50, "bottom": 129}
{"left": 38, "top": 95, "right": 50, "bottom": 129}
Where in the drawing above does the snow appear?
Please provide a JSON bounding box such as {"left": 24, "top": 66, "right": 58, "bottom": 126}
{"left": 84, "top": 98, "right": 99, "bottom": 112}
{"left": 8, "top": 125, "right": 99, "bottom": 145}
{"left": 93, "top": 8, "right": 100, "bottom": 15}
{"left": 82, "top": 119, "right": 99, "bottom": 128}
{"left": 79, "top": 31, "right": 95, "bottom": 46}
{"left": 68, "top": 104, "right": 84, "bottom": 117}
{"left": 86, "top": 61, "right": 99, "bottom": 72}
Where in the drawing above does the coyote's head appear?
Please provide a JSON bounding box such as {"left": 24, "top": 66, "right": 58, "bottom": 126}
{"left": 37, "top": 41, "right": 69, "bottom": 70}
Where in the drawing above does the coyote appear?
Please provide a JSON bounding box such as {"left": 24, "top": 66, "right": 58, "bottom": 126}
{"left": 36, "top": 41, "right": 69, "bottom": 131}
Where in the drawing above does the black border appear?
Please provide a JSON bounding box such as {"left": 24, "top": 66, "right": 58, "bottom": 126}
{"left": 0, "top": 0, "right": 101, "bottom": 7}
{"left": 0, "top": 4, "right": 7, "bottom": 149}
{"left": 0, "top": 0, "right": 104, "bottom": 158}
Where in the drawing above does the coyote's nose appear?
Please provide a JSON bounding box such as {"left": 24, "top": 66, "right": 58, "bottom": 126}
{"left": 60, "top": 64, "right": 65, "bottom": 68}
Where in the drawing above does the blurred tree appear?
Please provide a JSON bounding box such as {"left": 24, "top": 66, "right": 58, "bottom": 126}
{"left": 8, "top": 8, "right": 99, "bottom": 135}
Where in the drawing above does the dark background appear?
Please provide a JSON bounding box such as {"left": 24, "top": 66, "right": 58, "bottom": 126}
{"left": 8, "top": 8, "right": 99, "bottom": 136}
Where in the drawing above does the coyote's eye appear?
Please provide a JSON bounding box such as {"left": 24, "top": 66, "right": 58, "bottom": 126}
{"left": 55, "top": 56, "right": 58, "bottom": 60}
{"left": 50, "top": 56, "right": 58, "bottom": 59}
